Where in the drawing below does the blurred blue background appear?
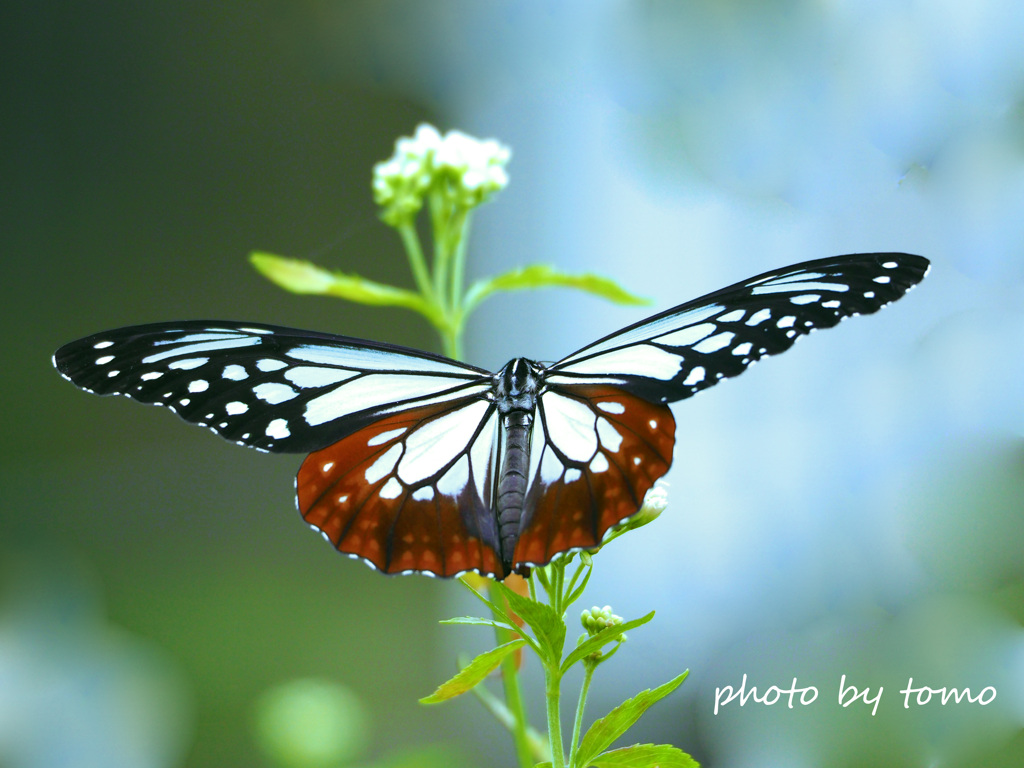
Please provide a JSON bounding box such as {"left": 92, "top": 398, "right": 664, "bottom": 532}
{"left": 2, "top": 2, "right": 1023, "bottom": 766}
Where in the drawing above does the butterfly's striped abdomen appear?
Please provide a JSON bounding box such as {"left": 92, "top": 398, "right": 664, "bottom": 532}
{"left": 494, "top": 358, "right": 542, "bottom": 574}
{"left": 496, "top": 409, "right": 533, "bottom": 573}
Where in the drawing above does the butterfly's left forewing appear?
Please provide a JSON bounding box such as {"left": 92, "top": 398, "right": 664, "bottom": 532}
{"left": 53, "top": 321, "right": 492, "bottom": 454}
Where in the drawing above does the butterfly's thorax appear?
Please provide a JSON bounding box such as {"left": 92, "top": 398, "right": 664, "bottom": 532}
{"left": 493, "top": 358, "right": 541, "bottom": 572}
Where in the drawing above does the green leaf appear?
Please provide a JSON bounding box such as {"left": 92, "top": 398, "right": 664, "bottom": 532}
{"left": 462, "top": 264, "right": 649, "bottom": 317}
{"left": 574, "top": 672, "right": 689, "bottom": 768}
{"left": 561, "top": 612, "right": 655, "bottom": 673}
{"left": 440, "top": 616, "right": 518, "bottom": 632}
{"left": 492, "top": 581, "right": 566, "bottom": 663}
{"left": 419, "top": 639, "right": 527, "bottom": 704}
{"left": 583, "top": 744, "right": 698, "bottom": 768}
{"left": 249, "top": 252, "right": 442, "bottom": 323}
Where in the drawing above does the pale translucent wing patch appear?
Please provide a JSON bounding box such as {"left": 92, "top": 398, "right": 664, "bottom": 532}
{"left": 53, "top": 321, "right": 491, "bottom": 453}
{"left": 511, "top": 385, "right": 675, "bottom": 570}
{"left": 298, "top": 398, "right": 504, "bottom": 577}
{"left": 549, "top": 253, "right": 930, "bottom": 404}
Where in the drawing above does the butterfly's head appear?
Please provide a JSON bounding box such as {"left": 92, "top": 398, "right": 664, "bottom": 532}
{"left": 495, "top": 357, "right": 540, "bottom": 414}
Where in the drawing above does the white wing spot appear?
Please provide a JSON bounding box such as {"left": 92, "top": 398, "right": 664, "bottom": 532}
{"left": 437, "top": 455, "right": 470, "bottom": 495}
{"left": 746, "top": 308, "right": 772, "bottom": 326}
{"left": 777, "top": 316, "right": 796, "bottom": 329}
{"left": 597, "top": 400, "right": 626, "bottom": 415}
{"left": 657, "top": 322, "right": 716, "bottom": 347}
{"left": 732, "top": 342, "right": 753, "bottom": 356}
{"left": 683, "top": 367, "right": 705, "bottom": 386}
{"left": 693, "top": 332, "right": 734, "bottom": 354}
{"left": 286, "top": 344, "right": 471, "bottom": 375}
{"left": 596, "top": 418, "right": 623, "bottom": 452}
{"left": 786, "top": 329, "right": 797, "bottom": 338}
{"left": 873, "top": 275, "right": 891, "bottom": 284}
{"left": 632, "top": 456, "right": 642, "bottom": 465}
{"left": 95, "top": 355, "right": 115, "bottom": 365}
{"left": 561, "top": 345, "right": 681, "bottom": 380}
{"left": 93, "top": 341, "right": 114, "bottom": 349}
{"left": 864, "top": 291, "right": 875, "bottom": 299}
{"left": 168, "top": 357, "right": 208, "bottom": 370}
{"left": 322, "top": 461, "right": 335, "bottom": 473}
{"left": 398, "top": 400, "right": 490, "bottom": 485}
{"left": 367, "top": 427, "right": 407, "bottom": 447}
{"left": 564, "top": 468, "right": 582, "bottom": 484}
{"left": 223, "top": 365, "right": 248, "bottom": 381}
{"left": 225, "top": 401, "right": 248, "bottom": 415}
{"left": 365, "top": 443, "right": 402, "bottom": 484}
{"left": 140, "top": 372, "right": 163, "bottom": 381}
{"left": 107, "top": 370, "right": 120, "bottom": 378}
{"left": 590, "top": 453, "right": 609, "bottom": 473}
{"left": 256, "top": 358, "right": 288, "bottom": 372}
{"left": 539, "top": 448, "right": 563, "bottom": 484}
{"left": 542, "top": 392, "right": 598, "bottom": 462}
{"left": 822, "top": 300, "right": 841, "bottom": 309}
{"left": 648, "top": 419, "right": 658, "bottom": 429}
{"left": 285, "top": 367, "right": 358, "bottom": 388}
{"left": 790, "top": 294, "right": 821, "bottom": 305}
{"left": 179, "top": 398, "right": 190, "bottom": 406}
{"left": 882, "top": 261, "right": 898, "bottom": 269}
{"left": 266, "top": 418, "right": 291, "bottom": 440}
{"left": 718, "top": 309, "right": 746, "bottom": 323}
{"left": 412, "top": 486, "right": 435, "bottom": 501}
{"left": 751, "top": 280, "right": 848, "bottom": 295}
{"left": 336, "top": 494, "right": 349, "bottom": 504}
{"left": 379, "top": 477, "right": 404, "bottom": 499}
{"left": 143, "top": 337, "right": 260, "bottom": 363}
{"left": 253, "top": 382, "right": 298, "bottom": 404}
{"left": 188, "top": 379, "right": 209, "bottom": 393}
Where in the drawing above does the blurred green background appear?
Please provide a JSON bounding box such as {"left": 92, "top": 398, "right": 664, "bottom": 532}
{"left": 2, "top": 3, "right": 1023, "bottom": 767}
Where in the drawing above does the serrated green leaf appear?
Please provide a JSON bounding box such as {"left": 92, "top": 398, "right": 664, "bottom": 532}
{"left": 440, "top": 616, "right": 518, "bottom": 632}
{"left": 419, "top": 639, "right": 526, "bottom": 704}
{"left": 575, "top": 672, "right": 689, "bottom": 767}
{"left": 561, "top": 612, "right": 655, "bottom": 673}
{"left": 249, "top": 252, "right": 441, "bottom": 323}
{"left": 462, "top": 264, "right": 649, "bottom": 317}
{"left": 492, "top": 581, "right": 566, "bottom": 663}
{"left": 583, "top": 744, "right": 698, "bottom": 768}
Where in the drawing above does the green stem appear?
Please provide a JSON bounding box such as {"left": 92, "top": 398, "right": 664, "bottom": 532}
{"left": 568, "top": 661, "right": 597, "bottom": 767}
{"left": 495, "top": 621, "right": 534, "bottom": 768}
{"left": 449, "top": 208, "right": 471, "bottom": 312}
{"left": 429, "top": 191, "right": 451, "bottom": 312}
{"left": 545, "top": 662, "right": 566, "bottom": 768}
{"left": 397, "top": 221, "right": 435, "bottom": 302}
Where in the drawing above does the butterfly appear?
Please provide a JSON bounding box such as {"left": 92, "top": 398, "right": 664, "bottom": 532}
{"left": 53, "top": 252, "right": 929, "bottom": 579}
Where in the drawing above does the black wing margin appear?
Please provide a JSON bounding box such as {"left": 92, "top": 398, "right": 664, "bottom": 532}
{"left": 546, "top": 253, "right": 929, "bottom": 404}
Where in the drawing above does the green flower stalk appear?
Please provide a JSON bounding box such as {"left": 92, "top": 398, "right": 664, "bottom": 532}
{"left": 251, "top": 124, "right": 696, "bottom": 768}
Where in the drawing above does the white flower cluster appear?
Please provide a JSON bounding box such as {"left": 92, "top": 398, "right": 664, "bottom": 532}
{"left": 372, "top": 124, "right": 510, "bottom": 225}
{"left": 581, "top": 605, "right": 624, "bottom": 635}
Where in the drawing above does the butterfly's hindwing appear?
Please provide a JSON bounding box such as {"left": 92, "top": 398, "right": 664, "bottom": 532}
{"left": 512, "top": 384, "right": 675, "bottom": 568}
{"left": 297, "top": 396, "right": 504, "bottom": 577}
{"left": 548, "top": 253, "right": 930, "bottom": 405}
{"left": 53, "top": 321, "right": 492, "bottom": 454}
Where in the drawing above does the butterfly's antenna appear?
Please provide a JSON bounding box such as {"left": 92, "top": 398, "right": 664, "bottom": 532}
{"left": 306, "top": 217, "right": 379, "bottom": 264}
